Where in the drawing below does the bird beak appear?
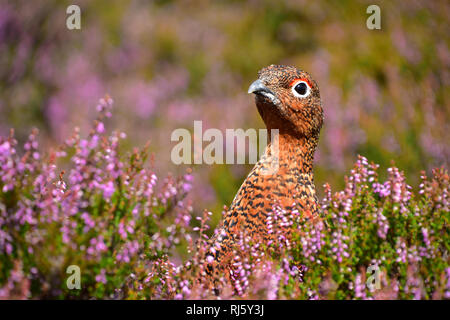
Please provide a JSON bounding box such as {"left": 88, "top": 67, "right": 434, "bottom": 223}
{"left": 248, "top": 79, "right": 273, "bottom": 95}
{"left": 248, "top": 79, "right": 279, "bottom": 105}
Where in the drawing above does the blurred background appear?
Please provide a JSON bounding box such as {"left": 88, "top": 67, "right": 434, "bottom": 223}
{"left": 0, "top": 0, "right": 448, "bottom": 223}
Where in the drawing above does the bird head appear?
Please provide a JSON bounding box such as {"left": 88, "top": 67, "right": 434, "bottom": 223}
{"left": 248, "top": 65, "right": 323, "bottom": 140}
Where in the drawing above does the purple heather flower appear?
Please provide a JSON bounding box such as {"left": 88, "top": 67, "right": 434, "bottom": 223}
{"left": 376, "top": 208, "right": 389, "bottom": 239}
{"left": 395, "top": 238, "right": 407, "bottom": 264}
{"left": 445, "top": 268, "right": 450, "bottom": 299}
{"left": 331, "top": 230, "right": 349, "bottom": 263}
{"left": 96, "top": 122, "right": 105, "bottom": 134}
{"left": 95, "top": 269, "right": 107, "bottom": 284}
{"left": 354, "top": 274, "right": 366, "bottom": 299}
{"left": 102, "top": 181, "right": 115, "bottom": 199}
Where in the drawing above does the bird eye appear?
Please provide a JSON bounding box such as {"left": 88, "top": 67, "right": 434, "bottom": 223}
{"left": 291, "top": 80, "right": 311, "bottom": 98}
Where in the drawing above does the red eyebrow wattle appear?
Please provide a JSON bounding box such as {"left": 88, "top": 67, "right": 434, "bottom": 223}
{"left": 290, "top": 78, "right": 313, "bottom": 88}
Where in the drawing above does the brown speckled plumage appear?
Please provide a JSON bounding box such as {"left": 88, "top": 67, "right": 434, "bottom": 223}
{"left": 204, "top": 65, "right": 324, "bottom": 280}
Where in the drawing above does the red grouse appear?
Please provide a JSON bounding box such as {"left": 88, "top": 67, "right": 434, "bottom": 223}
{"left": 204, "top": 65, "right": 323, "bottom": 277}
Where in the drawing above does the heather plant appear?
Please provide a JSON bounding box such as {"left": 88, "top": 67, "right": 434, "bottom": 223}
{"left": 0, "top": 96, "right": 195, "bottom": 299}
{"left": 288, "top": 157, "right": 449, "bottom": 299}
{"left": 0, "top": 97, "right": 448, "bottom": 299}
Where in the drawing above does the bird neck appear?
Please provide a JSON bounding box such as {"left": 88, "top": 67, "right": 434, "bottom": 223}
{"left": 255, "top": 132, "right": 320, "bottom": 218}
{"left": 265, "top": 131, "right": 318, "bottom": 175}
